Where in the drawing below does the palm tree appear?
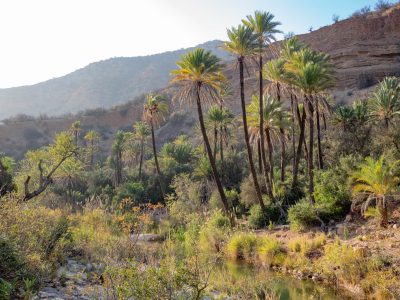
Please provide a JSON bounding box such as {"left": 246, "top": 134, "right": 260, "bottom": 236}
{"left": 352, "top": 100, "right": 369, "bottom": 124}
{"left": 285, "top": 47, "right": 333, "bottom": 202}
{"left": 264, "top": 58, "right": 287, "bottom": 182}
{"left": 333, "top": 106, "right": 354, "bottom": 131}
{"left": 368, "top": 76, "right": 400, "bottom": 129}
{"left": 143, "top": 94, "right": 168, "bottom": 198}
{"left": 170, "top": 48, "right": 232, "bottom": 220}
{"left": 223, "top": 25, "right": 266, "bottom": 211}
{"left": 70, "top": 120, "right": 82, "bottom": 147}
{"left": 133, "top": 121, "right": 150, "bottom": 181}
{"left": 84, "top": 130, "right": 100, "bottom": 169}
{"left": 247, "top": 95, "right": 287, "bottom": 190}
{"left": 112, "top": 130, "right": 126, "bottom": 186}
{"left": 206, "top": 105, "right": 235, "bottom": 163}
{"left": 280, "top": 37, "right": 304, "bottom": 189}
{"left": 206, "top": 105, "right": 225, "bottom": 159}
{"left": 243, "top": 11, "right": 281, "bottom": 196}
{"left": 352, "top": 156, "right": 399, "bottom": 228}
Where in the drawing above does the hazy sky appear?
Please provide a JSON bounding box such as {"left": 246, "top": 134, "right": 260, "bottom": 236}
{"left": 0, "top": 0, "right": 380, "bottom": 88}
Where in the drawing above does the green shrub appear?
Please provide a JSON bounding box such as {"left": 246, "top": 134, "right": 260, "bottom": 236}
{"left": 113, "top": 182, "right": 145, "bottom": 209}
{"left": 248, "top": 201, "right": 280, "bottom": 230}
{"left": 313, "top": 167, "right": 351, "bottom": 221}
{"left": 287, "top": 199, "right": 319, "bottom": 230}
{"left": 0, "top": 235, "right": 25, "bottom": 283}
{"left": 199, "top": 210, "right": 230, "bottom": 254}
{"left": 248, "top": 205, "right": 267, "bottom": 229}
{"left": 0, "top": 278, "right": 13, "bottom": 300}
{"left": 226, "top": 232, "right": 259, "bottom": 261}
{"left": 257, "top": 237, "right": 283, "bottom": 266}
{"left": 288, "top": 233, "right": 326, "bottom": 257}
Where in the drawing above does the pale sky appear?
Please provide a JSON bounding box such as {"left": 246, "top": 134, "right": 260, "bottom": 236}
{"left": 0, "top": 0, "right": 379, "bottom": 88}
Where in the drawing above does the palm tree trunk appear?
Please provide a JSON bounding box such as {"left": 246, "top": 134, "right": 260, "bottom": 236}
{"left": 151, "top": 121, "right": 165, "bottom": 198}
{"left": 276, "top": 83, "right": 285, "bottom": 182}
{"left": 316, "top": 100, "right": 324, "bottom": 169}
{"left": 196, "top": 83, "right": 232, "bottom": 223}
{"left": 259, "top": 55, "right": 274, "bottom": 200}
{"left": 306, "top": 96, "right": 315, "bottom": 203}
{"left": 220, "top": 125, "right": 224, "bottom": 163}
{"left": 213, "top": 127, "right": 218, "bottom": 160}
{"left": 257, "top": 139, "right": 263, "bottom": 174}
{"left": 293, "top": 104, "right": 306, "bottom": 189}
{"left": 138, "top": 139, "right": 144, "bottom": 181}
{"left": 239, "top": 56, "right": 265, "bottom": 211}
{"left": 266, "top": 128, "right": 274, "bottom": 186}
{"left": 290, "top": 94, "right": 296, "bottom": 181}
{"left": 379, "top": 196, "right": 388, "bottom": 228}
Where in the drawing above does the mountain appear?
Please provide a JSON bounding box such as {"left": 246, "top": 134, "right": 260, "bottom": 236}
{"left": 0, "top": 40, "right": 230, "bottom": 120}
{"left": 1, "top": 5, "right": 400, "bottom": 159}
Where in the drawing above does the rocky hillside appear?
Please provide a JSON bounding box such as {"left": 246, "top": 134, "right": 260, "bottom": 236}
{"left": 1, "top": 5, "right": 399, "bottom": 159}
{"left": 0, "top": 40, "right": 229, "bottom": 120}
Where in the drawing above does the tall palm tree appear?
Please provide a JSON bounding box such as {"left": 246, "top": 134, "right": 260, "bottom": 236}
{"left": 170, "top": 48, "right": 232, "bottom": 220}
{"left": 285, "top": 48, "right": 333, "bottom": 202}
{"left": 243, "top": 11, "right": 281, "bottom": 197}
{"left": 133, "top": 121, "right": 150, "bottom": 181}
{"left": 369, "top": 76, "right": 400, "bottom": 129}
{"left": 352, "top": 156, "right": 400, "bottom": 228}
{"left": 264, "top": 58, "right": 287, "bottom": 182}
{"left": 70, "top": 120, "right": 82, "bottom": 147}
{"left": 280, "top": 37, "right": 304, "bottom": 189}
{"left": 206, "top": 105, "right": 225, "bottom": 159}
{"left": 223, "top": 25, "right": 266, "bottom": 211}
{"left": 247, "top": 95, "right": 287, "bottom": 190}
{"left": 84, "top": 130, "right": 100, "bottom": 169}
{"left": 112, "top": 130, "right": 126, "bottom": 186}
{"left": 143, "top": 94, "right": 169, "bottom": 198}
{"left": 206, "top": 105, "right": 235, "bottom": 162}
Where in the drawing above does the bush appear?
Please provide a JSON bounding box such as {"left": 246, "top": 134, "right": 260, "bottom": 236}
{"left": 0, "top": 278, "right": 13, "bottom": 300}
{"left": 248, "top": 205, "right": 267, "bottom": 229}
{"left": 288, "top": 233, "right": 326, "bottom": 257}
{"left": 226, "top": 232, "right": 259, "bottom": 262}
{"left": 287, "top": 199, "right": 319, "bottom": 230}
{"left": 0, "top": 235, "right": 24, "bottom": 282}
{"left": 351, "top": 5, "right": 371, "bottom": 17}
{"left": 113, "top": 182, "right": 145, "bottom": 209}
{"left": 375, "top": 0, "right": 394, "bottom": 11}
{"left": 313, "top": 167, "right": 351, "bottom": 221}
{"left": 257, "top": 237, "right": 283, "bottom": 266}
{"left": 199, "top": 210, "right": 230, "bottom": 254}
{"left": 71, "top": 209, "right": 133, "bottom": 262}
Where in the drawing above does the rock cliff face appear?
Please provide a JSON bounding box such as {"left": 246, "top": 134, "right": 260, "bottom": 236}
{"left": 299, "top": 5, "right": 400, "bottom": 90}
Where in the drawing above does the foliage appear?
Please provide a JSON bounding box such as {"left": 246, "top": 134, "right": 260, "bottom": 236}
{"left": 248, "top": 205, "right": 267, "bottom": 229}
{"left": 313, "top": 166, "right": 351, "bottom": 221}
{"left": 226, "top": 232, "right": 260, "bottom": 262}
{"left": 167, "top": 174, "right": 203, "bottom": 226}
{"left": 198, "top": 210, "right": 231, "bottom": 254}
{"left": 287, "top": 199, "right": 319, "bottom": 230}
{"left": 113, "top": 182, "right": 145, "bottom": 209}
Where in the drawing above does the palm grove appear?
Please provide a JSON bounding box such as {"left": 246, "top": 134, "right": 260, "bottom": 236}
{"left": 1, "top": 11, "right": 400, "bottom": 228}
{"left": 2, "top": 8, "right": 400, "bottom": 299}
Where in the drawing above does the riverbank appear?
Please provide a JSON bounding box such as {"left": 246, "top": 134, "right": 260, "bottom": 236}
{"left": 223, "top": 218, "right": 400, "bottom": 299}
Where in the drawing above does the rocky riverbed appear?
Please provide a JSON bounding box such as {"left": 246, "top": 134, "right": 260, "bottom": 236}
{"left": 33, "top": 259, "right": 104, "bottom": 300}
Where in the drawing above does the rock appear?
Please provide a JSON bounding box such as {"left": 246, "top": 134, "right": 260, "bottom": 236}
{"left": 336, "top": 224, "right": 345, "bottom": 236}
{"left": 345, "top": 214, "right": 353, "bottom": 222}
{"left": 133, "top": 233, "right": 165, "bottom": 242}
